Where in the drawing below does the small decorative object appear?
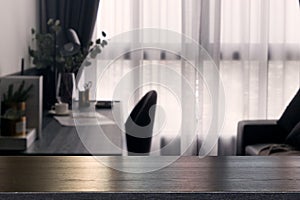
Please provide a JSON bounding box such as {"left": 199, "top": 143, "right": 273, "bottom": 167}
{"left": 1, "top": 81, "right": 33, "bottom": 136}
{"left": 79, "top": 81, "right": 92, "bottom": 108}
{"left": 49, "top": 102, "right": 69, "bottom": 116}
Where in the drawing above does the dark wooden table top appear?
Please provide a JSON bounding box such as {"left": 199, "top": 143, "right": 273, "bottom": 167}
{"left": 0, "top": 156, "right": 300, "bottom": 193}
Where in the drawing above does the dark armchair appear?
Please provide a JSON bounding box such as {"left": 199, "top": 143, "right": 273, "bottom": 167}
{"left": 237, "top": 120, "right": 286, "bottom": 155}
{"left": 236, "top": 88, "right": 300, "bottom": 155}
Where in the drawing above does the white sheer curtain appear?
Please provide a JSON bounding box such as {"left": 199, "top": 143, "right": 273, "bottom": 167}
{"left": 219, "top": 0, "right": 300, "bottom": 155}
{"left": 93, "top": 0, "right": 221, "bottom": 156}
{"left": 93, "top": 0, "right": 300, "bottom": 155}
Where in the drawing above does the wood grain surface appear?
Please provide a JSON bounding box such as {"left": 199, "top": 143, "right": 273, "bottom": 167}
{"left": 0, "top": 156, "right": 300, "bottom": 192}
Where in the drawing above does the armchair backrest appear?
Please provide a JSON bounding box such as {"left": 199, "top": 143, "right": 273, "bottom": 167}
{"left": 277, "top": 88, "right": 300, "bottom": 134}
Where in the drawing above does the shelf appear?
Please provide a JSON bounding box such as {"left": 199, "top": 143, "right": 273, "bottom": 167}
{"left": 0, "top": 128, "right": 36, "bottom": 151}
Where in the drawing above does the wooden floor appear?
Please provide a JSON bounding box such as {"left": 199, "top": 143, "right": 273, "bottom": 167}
{"left": 0, "top": 156, "right": 300, "bottom": 199}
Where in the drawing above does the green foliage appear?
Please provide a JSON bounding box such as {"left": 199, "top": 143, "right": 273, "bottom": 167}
{"left": 29, "top": 19, "right": 64, "bottom": 70}
{"left": 29, "top": 18, "right": 108, "bottom": 73}
{"left": 2, "top": 81, "right": 33, "bottom": 104}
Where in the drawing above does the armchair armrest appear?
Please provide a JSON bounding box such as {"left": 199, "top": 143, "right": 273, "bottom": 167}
{"left": 236, "top": 120, "right": 287, "bottom": 155}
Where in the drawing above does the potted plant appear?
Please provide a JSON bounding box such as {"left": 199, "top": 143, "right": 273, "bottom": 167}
{"left": 1, "top": 81, "right": 33, "bottom": 136}
{"left": 29, "top": 19, "right": 108, "bottom": 108}
{"left": 28, "top": 19, "right": 63, "bottom": 109}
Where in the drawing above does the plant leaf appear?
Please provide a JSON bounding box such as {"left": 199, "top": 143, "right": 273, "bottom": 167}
{"left": 47, "top": 18, "right": 54, "bottom": 25}
{"left": 96, "top": 38, "right": 101, "bottom": 44}
{"left": 17, "top": 81, "right": 25, "bottom": 95}
{"left": 95, "top": 46, "right": 101, "bottom": 54}
{"left": 20, "top": 84, "right": 33, "bottom": 101}
{"left": 13, "top": 81, "right": 25, "bottom": 101}
{"left": 101, "top": 40, "right": 108, "bottom": 47}
{"left": 90, "top": 51, "right": 98, "bottom": 59}
{"left": 7, "top": 84, "right": 13, "bottom": 100}
{"left": 55, "top": 20, "right": 60, "bottom": 26}
{"left": 83, "top": 60, "right": 92, "bottom": 66}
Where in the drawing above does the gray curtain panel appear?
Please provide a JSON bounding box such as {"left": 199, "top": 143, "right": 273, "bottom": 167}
{"left": 39, "top": 0, "right": 100, "bottom": 48}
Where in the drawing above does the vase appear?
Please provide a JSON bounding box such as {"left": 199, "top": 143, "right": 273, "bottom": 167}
{"left": 37, "top": 67, "right": 57, "bottom": 110}
{"left": 56, "top": 72, "right": 76, "bottom": 108}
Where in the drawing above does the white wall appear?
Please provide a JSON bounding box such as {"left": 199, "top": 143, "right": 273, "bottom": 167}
{"left": 0, "top": 0, "right": 38, "bottom": 76}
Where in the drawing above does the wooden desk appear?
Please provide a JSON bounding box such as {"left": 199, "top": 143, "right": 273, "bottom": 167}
{"left": 0, "top": 156, "right": 299, "bottom": 199}
{"left": 24, "top": 105, "right": 123, "bottom": 155}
